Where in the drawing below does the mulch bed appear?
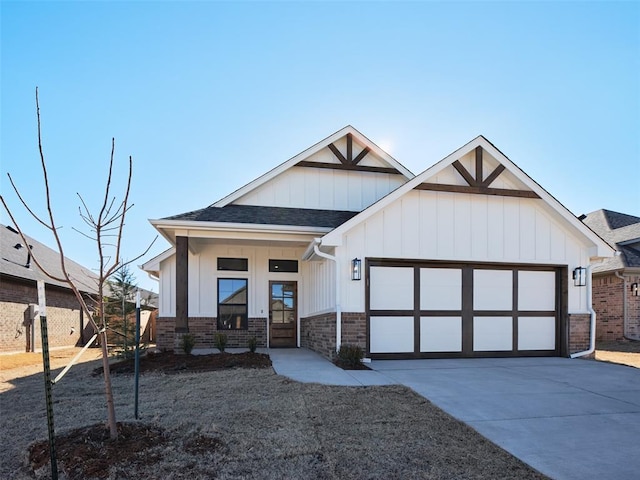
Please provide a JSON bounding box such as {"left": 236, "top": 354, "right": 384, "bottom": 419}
{"left": 28, "top": 422, "right": 225, "bottom": 480}
{"left": 93, "top": 350, "right": 272, "bottom": 375}
{"left": 333, "top": 360, "right": 371, "bottom": 370}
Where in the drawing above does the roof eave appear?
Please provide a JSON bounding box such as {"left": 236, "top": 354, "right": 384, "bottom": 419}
{"left": 149, "top": 218, "right": 333, "bottom": 246}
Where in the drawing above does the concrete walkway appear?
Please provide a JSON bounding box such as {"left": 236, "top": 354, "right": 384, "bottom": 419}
{"left": 269, "top": 348, "right": 640, "bottom": 480}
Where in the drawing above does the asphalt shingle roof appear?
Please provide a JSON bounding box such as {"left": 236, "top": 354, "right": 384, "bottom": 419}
{"left": 1, "top": 224, "right": 99, "bottom": 294}
{"left": 164, "top": 205, "right": 360, "bottom": 229}
{"left": 582, "top": 210, "right": 640, "bottom": 272}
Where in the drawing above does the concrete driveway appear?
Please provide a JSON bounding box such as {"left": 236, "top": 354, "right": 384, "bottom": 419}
{"left": 270, "top": 349, "right": 640, "bottom": 480}
{"left": 370, "top": 357, "right": 640, "bottom": 480}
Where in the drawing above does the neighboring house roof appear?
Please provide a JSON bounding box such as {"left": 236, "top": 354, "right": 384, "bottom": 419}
{"left": 319, "top": 135, "right": 614, "bottom": 259}
{"left": 582, "top": 209, "right": 640, "bottom": 273}
{"left": 164, "top": 205, "right": 359, "bottom": 228}
{"left": 212, "top": 125, "right": 414, "bottom": 208}
{"left": 1, "top": 224, "right": 159, "bottom": 305}
{"left": 0, "top": 224, "right": 99, "bottom": 294}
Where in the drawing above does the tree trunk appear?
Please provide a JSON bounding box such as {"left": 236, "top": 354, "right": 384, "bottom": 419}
{"left": 100, "top": 330, "right": 118, "bottom": 439}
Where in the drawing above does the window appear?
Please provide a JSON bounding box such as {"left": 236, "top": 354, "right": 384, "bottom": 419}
{"left": 269, "top": 259, "right": 298, "bottom": 273}
{"left": 217, "top": 257, "right": 248, "bottom": 271}
{"left": 217, "top": 278, "right": 248, "bottom": 330}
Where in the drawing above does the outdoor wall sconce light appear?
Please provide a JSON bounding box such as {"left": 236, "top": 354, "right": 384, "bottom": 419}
{"left": 351, "top": 258, "right": 362, "bottom": 281}
{"left": 573, "top": 267, "right": 586, "bottom": 287}
{"left": 632, "top": 283, "right": 639, "bottom": 297}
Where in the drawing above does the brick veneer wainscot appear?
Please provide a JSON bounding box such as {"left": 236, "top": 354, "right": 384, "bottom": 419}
{"left": 300, "top": 312, "right": 366, "bottom": 360}
{"left": 156, "top": 317, "right": 267, "bottom": 352}
{"left": 569, "top": 314, "right": 592, "bottom": 355}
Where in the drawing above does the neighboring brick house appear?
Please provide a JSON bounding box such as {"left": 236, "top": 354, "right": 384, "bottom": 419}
{"left": 143, "top": 126, "right": 614, "bottom": 359}
{"left": 582, "top": 210, "right": 640, "bottom": 341}
{"left": 1, "top": 224, "right": 98, "bottom": 353}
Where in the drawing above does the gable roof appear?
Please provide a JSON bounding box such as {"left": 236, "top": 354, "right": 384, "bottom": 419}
{"left": 582, "top": 209, "right": 640, "bottom": 273}
{"left": 211, "top": 125, "right": 414, "bottom": 208}
{"left": 0, "top": 224, "right": 98, "bottom": 294}
{"left": 320, "top": 135, "right": 614, "bottom": 259}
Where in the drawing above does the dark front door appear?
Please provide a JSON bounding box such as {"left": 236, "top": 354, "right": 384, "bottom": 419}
{"left": 269, "top": 281, "right": 297, "bottom": 347}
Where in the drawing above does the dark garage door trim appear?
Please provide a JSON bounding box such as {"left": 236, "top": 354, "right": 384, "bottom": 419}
{"left": 365, "top": 258, "right": 568, "bottom": 359}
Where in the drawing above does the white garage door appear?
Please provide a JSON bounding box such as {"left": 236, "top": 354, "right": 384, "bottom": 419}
{"left": 367, "top": 261, "right": 560, "bottom": 358}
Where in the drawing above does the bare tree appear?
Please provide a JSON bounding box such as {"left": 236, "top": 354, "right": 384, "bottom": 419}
{"left": 1, "top": 88, "right": 155, "bottom": 439}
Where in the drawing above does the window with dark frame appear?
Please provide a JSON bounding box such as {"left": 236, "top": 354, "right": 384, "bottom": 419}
{"left": 217, "top": 278, "right": 248, "bottom": 330}
{"left": 269, "top": 259, "right": 298, "bottom": 273}
{"left": 217, "top": 257, "right": 248, "bottom": 271}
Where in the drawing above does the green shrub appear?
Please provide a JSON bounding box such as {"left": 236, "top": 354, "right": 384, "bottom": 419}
{"left": 214, "top": 333, "right": 228, "bottom": 353}
{"left": 181, "top": 333, "right": 196, "bottom": 355}
{"left": 248, "top": 336, "right": 258, "bottom": 353}
{"left": 337, "top": 344, "right": 364, "bottom": 367}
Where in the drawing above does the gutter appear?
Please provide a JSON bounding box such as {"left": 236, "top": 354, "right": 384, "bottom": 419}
{"left": 614, "top": 271, "right": 640, "bottom": 341}
{"left": 311, "top": 240, "right": 342, "bottom": 354}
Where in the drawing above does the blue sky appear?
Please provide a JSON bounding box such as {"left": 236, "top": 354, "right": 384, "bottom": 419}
{"left": 2, "top": 1, "right": 639, "bottom": 292}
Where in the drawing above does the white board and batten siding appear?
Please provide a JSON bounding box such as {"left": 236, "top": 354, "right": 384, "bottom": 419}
{"left": 340, "top": 189, "right": 592, "bottom": 314}
{"left": 157, "top": 244, "right": 307, "bottom": 318}
{"left": 235, "top": 166, "right": 406, "bottom": 212}
{"left": 234, "top": 138, "right": 407, "bottom": 211}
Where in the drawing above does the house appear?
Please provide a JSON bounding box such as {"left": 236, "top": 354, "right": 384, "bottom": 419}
{"left": 0, "top": 224, "right": 159, "bottom": 353}
{"left": 142, "top": 126, "right": 614, "bottom": 359}
{"left": 0, "top": 224, "right": 97, "bottom": 353}
{"left": 582, "top": 209, "right": 640, "bottom": 341}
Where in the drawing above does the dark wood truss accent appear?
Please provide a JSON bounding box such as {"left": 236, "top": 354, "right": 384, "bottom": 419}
{"left": 417, "top": 146, "right": 539, "bottom": 198}
{"left": 296, "top": 161, "right": 401, "bottom": 175}
{"left": 326, "top": 133, "right": 372, "bottom": 166}
{"left": 481, "top": 164, "right": 506, "bottom": 187}
{"left": 327, "top": 143, "right": 348, "bottom": 165}
{"left": 414, "top": 182, "right": 540, "bottom": 198}
{"left": 452, "top": 160, "right": 477, "bottom": 186}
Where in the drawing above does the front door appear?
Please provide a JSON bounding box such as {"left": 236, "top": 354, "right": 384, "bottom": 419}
{"left": 269, "top": 281, "right": 297, "bottom": 347}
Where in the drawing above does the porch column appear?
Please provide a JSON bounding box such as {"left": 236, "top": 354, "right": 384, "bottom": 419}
{"left": 175, "top": 236, "right": 189, "bottom": 332}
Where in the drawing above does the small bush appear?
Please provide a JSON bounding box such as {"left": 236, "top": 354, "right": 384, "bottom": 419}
{"left": 214, "top": 333, "right": 228, "bottom": 353}
{"left": 181, "top": 334, "right": 196, "bottom": 355}
{"left": 248, "top": 336, "right": 258, "bottom": 353}
{"left": 337, "top": 344, "right": 364, "bottom": 368}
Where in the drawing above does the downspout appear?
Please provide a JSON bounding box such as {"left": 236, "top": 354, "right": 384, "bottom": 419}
{"left": 312, "top": 241, "right": 342, "bottom": 354}
{"left": 571, "top": 264, "right": 597, "bottom": 358}
{"left": 614, "top": 271, "right": 640, "bottom": 341}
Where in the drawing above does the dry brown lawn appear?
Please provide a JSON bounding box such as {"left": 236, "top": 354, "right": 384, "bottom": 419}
{"left": 0, "top": 350, "right": 549, "bottom": 480}
{"left": 595, "top": 339, "right": 640, "bottom": 368}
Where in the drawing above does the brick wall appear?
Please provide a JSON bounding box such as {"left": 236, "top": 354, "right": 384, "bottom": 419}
{"left": 341, "top": 312, "right": 367, "bottom": 350}
{"left": 592, "top": 274, "right": 640, "bottom": 341}
{"left": 156, "top": 317, "right": 267, "bottom": 352}
{"left": 300, "top": 312, "right": 367, "bottom": 360}
{"left": 593, "top": 275, "right": 624, "bottom": 341}
{"left": 300, "top": 312, "right": 336, "bottom": 359}
{"left": 0, "top": 277, "right": 83, "bottom": 353}
{"left": 569, "top": 313, "right": 591, "bottom": 355}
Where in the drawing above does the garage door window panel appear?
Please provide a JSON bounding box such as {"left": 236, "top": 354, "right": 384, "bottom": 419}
{"left": 370, "top": 266, "right": 413, "bottom": 310}
{"left": 420, "top": 268, "right": 461, "bottom": 310}
{"left": 370, "top": 316, "right": 414, "bottom": 353}
{"left": 420, "top": 317, "right": 462, "bottom": 352}
{"left": 473, "top": 316, "right": 513, "bottom": 351}
{"left": 518, "top": 317, "right": 556, "bottom": 350}
{"left": 474, "top": 269, "right": 513, "bottom": 311}
{"left": 518, "top": 271, "right": 555, "bottom": 311}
